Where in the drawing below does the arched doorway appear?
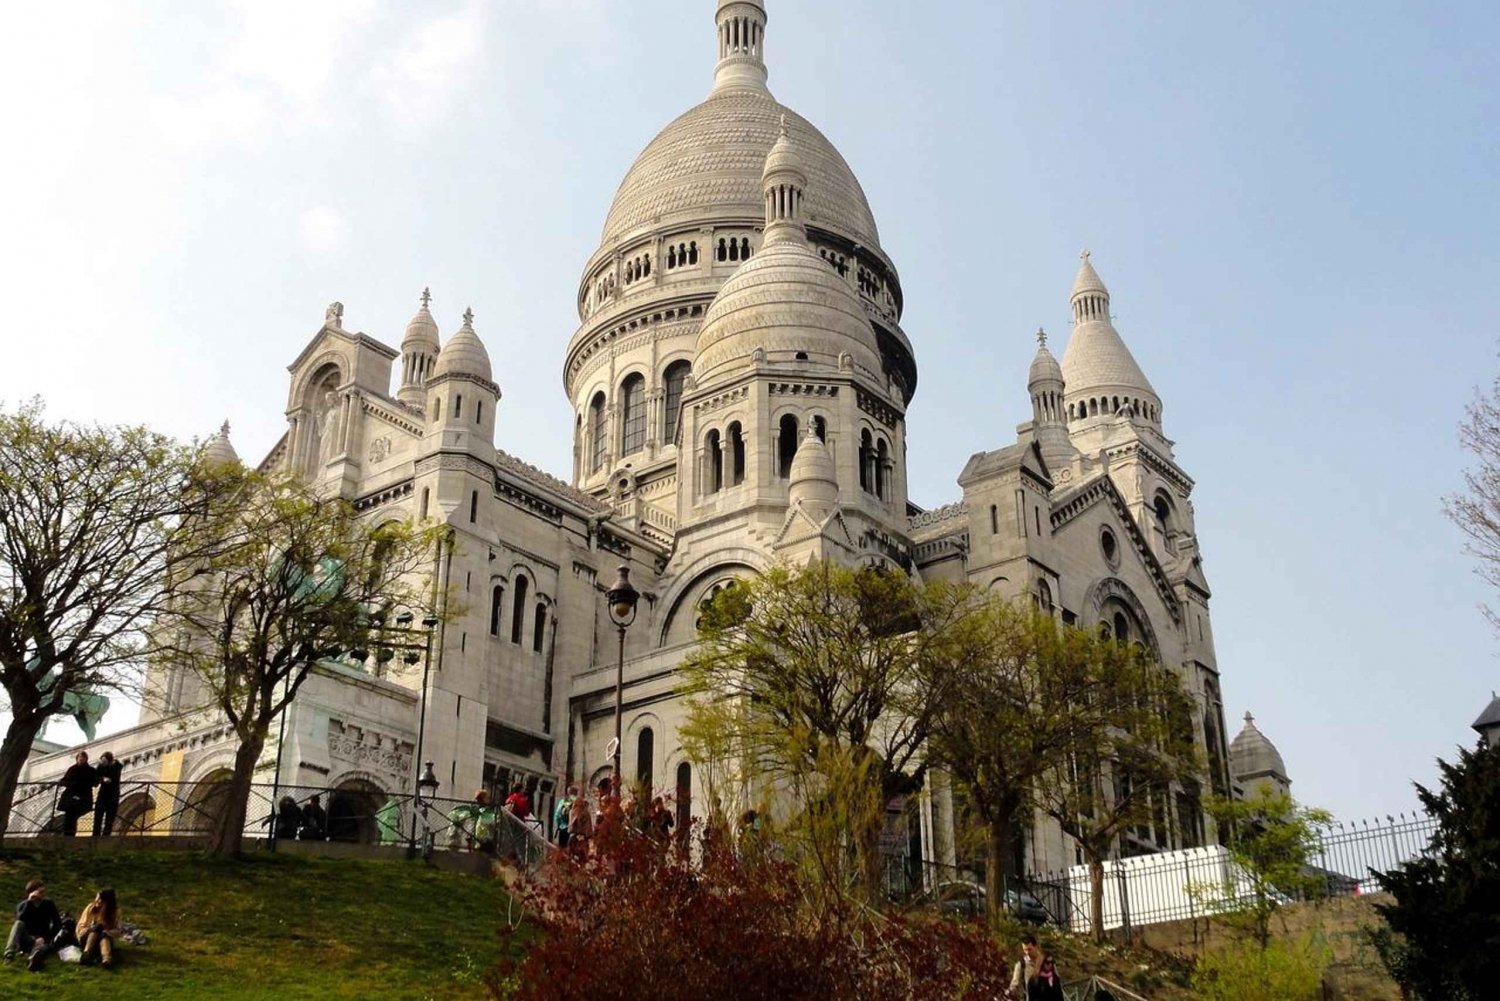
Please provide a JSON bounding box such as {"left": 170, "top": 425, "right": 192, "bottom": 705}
{"left": 178, "top": 769, "right": 233, "bottom": 835}
{"left": 328, "top": 779, "right": 385, "bottom": 844}
{"left": 115, "top": 792, "right": 156, "bottom": 836}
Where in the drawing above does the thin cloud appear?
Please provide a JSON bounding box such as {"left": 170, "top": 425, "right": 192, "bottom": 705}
{"left": 369, "top": 1, "right": 487, "bottom": 136}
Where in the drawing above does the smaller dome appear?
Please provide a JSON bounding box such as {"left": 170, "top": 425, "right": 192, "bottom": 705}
{"left": 762, "top": 117, "right": 805, "bottom": 183}
{"left": 202, "top": 421, "right": 240, "bottom": 468}
{"left": 1229, "top": 712, "right": 1288, "bottom": 782}
{"left": 402, "top": 288, "right": 440, "bottom": 353}
{"left": 433, "top": 308, "right": 492, "bottom": 382}
{"left": 788, "top": 429, "right": 838, "bottom": 513}
{"left": 1072, "top": 251, "right": 1109, "bottom": 298}
{"left": 1028, "top": 329, "right": 1063, "bottom": 388}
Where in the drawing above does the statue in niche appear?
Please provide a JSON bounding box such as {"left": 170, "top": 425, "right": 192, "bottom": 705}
{"left": 317, "top": 389, "right": 341, "bottom": 463}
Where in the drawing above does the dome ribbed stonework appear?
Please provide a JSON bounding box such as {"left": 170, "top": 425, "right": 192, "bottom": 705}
{"left": 434, "top": 311, "right": 493, "bottom": 382}
{"left": 694, "top": 241, "right": 882, "bottom": 383}
{"left": 1229, "top": 712, "right": 1288, "bottom": 783}
{"left": 599, "top": 94, "right": 879, "bottom": 249}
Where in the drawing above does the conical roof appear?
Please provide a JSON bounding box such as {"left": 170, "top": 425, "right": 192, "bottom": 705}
{"left": 402, "top": 288, "right": 440, "bottom": 353}
{"left": 1028, "top": 329, "right": 1063, "bottom": 388}
{"left": 202, "top": 421, "right": 240, "bottom": 467}
{"left": 1229, "top": 712, "right": 1288, "bottom": 782}
{"left": 1059, "top": 254, "right": 1160, "bottom": 414}
{"left": 433, "top": 308, "right": 492, "bottom": 382}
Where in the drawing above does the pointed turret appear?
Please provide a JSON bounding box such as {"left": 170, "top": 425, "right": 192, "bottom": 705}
{"left": 761, "top": 115, "right": 808, "bottom": 246}
{"left": 713, "top": 0, "right": 769, "bottom": 96}
{"left": 1229, "top": 711, "right": 1292, "bottom": 799}
{"left": 1060, "top": 251, "right": 1163, "bottom": 428}
{"left": 1028, "top": 328, "right": 1075, "bottom": 470}
{"left": 202, "top": 420, "right": 240, "bottom": 468}
{"left": 398, "top": 288, "right": 441, "bottom": 407}
{"left": 788, "top": 427, "right": 838, "bottom": 518}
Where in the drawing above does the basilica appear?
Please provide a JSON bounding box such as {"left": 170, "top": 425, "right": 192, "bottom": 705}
{"left": 18, "top": 0, "right": 1272, "bottom": 878}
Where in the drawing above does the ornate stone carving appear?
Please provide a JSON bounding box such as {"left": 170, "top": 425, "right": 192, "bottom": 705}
{"left": 367, "top": 436, "right": 392, "bottom": 464}
{"left": 328, "top": 719, "right": 413, "bottom": 779}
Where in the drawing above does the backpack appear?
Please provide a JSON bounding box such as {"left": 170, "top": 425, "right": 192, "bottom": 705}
{"left": 553, "top": 796, "right": 572, "bottom": 832}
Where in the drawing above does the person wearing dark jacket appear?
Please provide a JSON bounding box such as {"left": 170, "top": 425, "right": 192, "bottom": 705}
{"left": 5, "top": 879, "right": 65, "bottom": 971}
{"left": 300, "top": 794, "right": 327, "bottom": 840}
{"left": 92, "top": 752, "right": 123, "bottom": 837}
{"left": 58, "top": 752, "right": 97, "bottom": 837}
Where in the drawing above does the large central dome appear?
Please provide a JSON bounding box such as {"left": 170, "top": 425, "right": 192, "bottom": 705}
{"left": 599, "top": 91, "right": 880, "bottom": 249}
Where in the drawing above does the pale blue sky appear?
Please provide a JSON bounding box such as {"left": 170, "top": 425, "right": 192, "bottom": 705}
{"left": 2, "top": 1, "right": 1496, "bottom": 822}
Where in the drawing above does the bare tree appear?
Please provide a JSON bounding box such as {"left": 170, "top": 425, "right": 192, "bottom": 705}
{"left": 0, "top": 401, "right": 215, "bottom": 835}
{"left": 1446, "top": 373, "right": 1500, "bottom": 629}
{"left": 155, "top": 468, "right": 441, "bottom": 855}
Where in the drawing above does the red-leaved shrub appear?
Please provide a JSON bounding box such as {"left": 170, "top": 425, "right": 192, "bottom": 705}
{"left": 489, "top": 816, "right": 1009, "bottom": 1001}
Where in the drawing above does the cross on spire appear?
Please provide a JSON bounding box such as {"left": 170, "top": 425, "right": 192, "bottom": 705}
{"left": 420, "top": 287, "right": 432, "bottom": 309}
{"left": 219, "top": 420, "right": 231, "bottom": 439}
{"left": 462, "top": 307, "right": 475, "bottom": 327}
{"left": 1036, "top": 327, "right": 1047, "bottom": 348}
{"left": 1080, "top": 248, "right": 1091, "bottom": 262}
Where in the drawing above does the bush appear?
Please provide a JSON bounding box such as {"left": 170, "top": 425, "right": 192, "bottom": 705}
{"left": 1191, "top": 935, "right": 1330, "bottom": 1001}
{"left": 488, "top": 814, "right": 1010, "bottom": 1001}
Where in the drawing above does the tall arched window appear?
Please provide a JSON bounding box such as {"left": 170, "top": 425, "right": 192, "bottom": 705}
{"left": 813, "top": 416, "right": 827, "bottom": 442}
{"left": 859, "top": 430, "right": 873, "bottom": 492}
{"left": 875, "top": 439, "right": 890, "bottom": 500}
{"left": 675, "top": 762, "right": 691, "bottom": 832}
{"left": 778, "top": 414, "right": 799, "bottom": 477}
{"left": 589, "top": 393, "right": 607, "bottom": 473}
{"left": 621, "top": 374, "right": 646, "bottom": 455}
{"left": 636, "top": 728, "right": 654, "bottom": 790}
{"left": 489, "top": 585, "right": 504, "bottom": 636}
{"left": 662, "top": 361, "right": 690, "bottom": 445}
{"left": 727, "top": 422, "right": 745, "bottom": 486}
{"left": 511, "top": 574, "right": 529, "bottom": 645}
{"left": 532, "top": 602, "right": 547, "bottom": 653}
{"left": 705, "top": 430, "right": 723, "bottom": 493}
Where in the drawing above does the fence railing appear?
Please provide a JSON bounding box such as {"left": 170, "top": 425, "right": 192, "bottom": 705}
{"left": 1020, "top": 811, "right": 1438, "bottom": 936}
{"left": 2, "top": 778, "right": 553, "bottom": 872}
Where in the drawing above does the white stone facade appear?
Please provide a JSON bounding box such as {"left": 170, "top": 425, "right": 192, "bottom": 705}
{"left": 18, "top": 1, "right": 1237, "bottom": 877}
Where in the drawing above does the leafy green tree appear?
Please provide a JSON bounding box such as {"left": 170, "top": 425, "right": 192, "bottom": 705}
{"left": 0, "top": 401, "right": 220, "bottom": 835}
{"left": 1031, "top": 636, "right": 1201, "bottom": 942}
{"left": 927, "top": 602, "right": 1162, "bottom": 929}
{"left": 1370, "top": 739, "right": 1500, "bottom": 1000}
{"left": 156, "top": 468, "right": 440, "bottom": 855}
{"left": 1200, "top": 790, "right": 1332, "bottom": 949}
{"left": 679, "top": 562, "right": 983, "bottom": 904}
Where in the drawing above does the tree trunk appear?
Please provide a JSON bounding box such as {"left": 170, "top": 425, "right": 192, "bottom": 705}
{"left": 1088, "top": 855, "right": 1106, "bottom": 944}
{"left": 208, "top": 729, "right": 266, "bottom": 856}
{"left": 984, "top": 804, "right": 1021, "bottom": 930}
{"left": 0, "top": 712, "right": 47, "bottom": 837}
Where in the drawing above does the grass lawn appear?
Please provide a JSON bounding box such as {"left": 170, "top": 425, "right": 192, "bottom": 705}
{"left": 0, "top": 845, "right": 520, "bottom": 1000}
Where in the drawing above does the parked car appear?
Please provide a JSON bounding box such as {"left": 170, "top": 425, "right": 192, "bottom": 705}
{"left": 915, "top": 880, "right": 1050, "bottom": 923}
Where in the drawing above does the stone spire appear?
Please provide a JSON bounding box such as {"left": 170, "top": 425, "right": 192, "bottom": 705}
{"left": 399, "top": 287, "right": 441, "bottom": 407}
{"left": 787, "top": 427, "right": 839, "bottom": 519}
{"left": 202, "top": 420, "right": 240, "bottom": 468}
{"left": 1059, "top": 251, "right": 1163, "bottom": 428}
{"left": 713, "top": 0, "right": 769, "bottom": 96}
{"left": 761, "top": 115, "right": 808, "bottom": 246}
{"left": 433, "top": 307, "right": 492, "bottom": 382}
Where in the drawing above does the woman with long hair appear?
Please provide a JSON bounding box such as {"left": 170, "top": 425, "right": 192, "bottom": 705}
{"left": 76, "top": 887, "right": 120, "bottom": 967}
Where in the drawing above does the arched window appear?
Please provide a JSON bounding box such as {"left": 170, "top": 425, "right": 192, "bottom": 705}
{"left": 813, "top": 416, "right": 826, "bottom": 442}
{"left": 455, "top": 394, "right": 463, "bottom": 419}
{"left": 621, "top": 374, "right": 646, "bottom": 455}
{"left": 589, "top": 393, "right": 607, "bottom": 473}
{"left": 1035, "top": 579, "right": 1053, "bottom": 613}
{"left": 433, "top": 396, "right": 442, "bottom": 422}
{"left": 667, "top": 245, "right": 677, "bottom": 268}
{"left": 420, "top": 488, "right": 430, "bottom": 520}
{"left": 490, "top": 586, "right": 505, "bottom": 636}
{"left": 1113, "top": 611, "right": 1130, "bottom": 643}
{"left": 859, "top": 430, "right": 873, "bottom": 492}
{"left": 511, "top": 574, "right": 529, "bottom": 645}
{"left": 475, "top": 400, "right": 483, "bottom": 425}
{"left": 740, "top": 237, "right": 751, "bottom": 259}
{"left": 990, "top": 504, "right": 998, "bottom": 535}
{"left": 469, "top": 490, "right": 478, "bottom": 524}
{"left": 636, "top": 728, "right": 654, "bottom": 790}
{"left": 1153, "top": 493, "right": 1174, "bottom": 534}
{"left": 728, "top": 238, "right": 740, "bottom": 262}
{"left": 675, "top": 762, "right": 692, "bottom": 832}
{"left": 875, "top": 439, "right": 890, "bottom": 500}
{"left": 662, "top": 361, "right": 689, "bottom": 445}
{"left": 642, "top": 254, "right": 651, "bottom": 277}
{"left": 688, "top": 241, "right": 699, "bottom": 265}
{"left": 705, "top": 430, "right": 723, "bottom": 493}
{"left": 717, "top": 238, "right": 727, "bottom": 262}
{"left": 727, "top": 422, "right": 746, "bottom": 485}
{"left": 778, "top": 414, "right": 799, "bottom": 477}
{"left": 533, "top": 602, "right": 547, "bottom": 653}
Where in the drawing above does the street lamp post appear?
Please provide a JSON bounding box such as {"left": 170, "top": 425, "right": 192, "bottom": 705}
{"left": 605, "top": 565, "right": 639, "bottom": 791}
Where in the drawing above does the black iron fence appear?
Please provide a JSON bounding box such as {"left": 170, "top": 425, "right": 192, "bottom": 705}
{"left": 1019, "top": 811, "right": 1438, "bottom": 935}
{"left": 3, "top": 778, "right": 552, "bottom": 874}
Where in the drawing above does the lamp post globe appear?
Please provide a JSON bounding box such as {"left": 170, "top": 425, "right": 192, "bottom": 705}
{"left": 605, "top": 565, "right": 639, "bottom": 790}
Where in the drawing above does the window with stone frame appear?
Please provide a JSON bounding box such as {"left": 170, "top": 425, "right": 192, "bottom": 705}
{"left": 662, "top": 361, "right": 690, "bottom": 445}
{"left": 590, "top": 393, "right": 607, "bottom": 472}
{"left": 621, "top": 374, "right": 646, "bottom": 455}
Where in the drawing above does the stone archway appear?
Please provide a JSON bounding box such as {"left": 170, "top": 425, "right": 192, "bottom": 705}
{"left": 115, "top": 792, "right": 156, "bottom": 836}
{"left": 177, "top": 769, "right": 233, "bottom": 835}
{"left": 327, "top": 778, "right": 385, "bottom": 844}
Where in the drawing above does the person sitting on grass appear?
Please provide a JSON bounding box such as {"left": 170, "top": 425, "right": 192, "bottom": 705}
{"left": 5, "top": 878, "right": 65, "bottom": 972}
{"left": 76, "top": 887, "right": 121, "bottom": 968}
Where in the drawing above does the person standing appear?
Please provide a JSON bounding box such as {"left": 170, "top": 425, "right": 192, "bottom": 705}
{"left": 57, "top": 752, "right": 96, "bottom": 837}
{"left": 1008, "top": 933, "right": 1065, "bottom": 1001}
{"left": 553, "top": 785, "right": 576, "bottom": 849}
{"left": 5, "top": 879, "right": 64, "bottom": 972}
{"left": 92, "top": 752, "right": 123, "bottom": 837}
{"left": 300, "top": 794, "right": 327, "bottom": 840}
{"left": 566, "top": 786, "right": 593, "bottom": 857}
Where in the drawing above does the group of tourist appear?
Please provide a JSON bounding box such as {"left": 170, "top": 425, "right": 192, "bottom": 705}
{"left": 55, "top": 750, "right": 123, "bottom": 837}
{"left": 269, "top": 793, "right": 329, "bottom": 841}
{"left": 5, "top": 879, "right": 122, "bottom": 972}
{"left": 546, "top": 779, "right": 679, "bottom": 859}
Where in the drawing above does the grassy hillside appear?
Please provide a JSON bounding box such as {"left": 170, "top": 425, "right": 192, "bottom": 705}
{"left": 0, "top": 845, "right": 518, "bottom": 1001}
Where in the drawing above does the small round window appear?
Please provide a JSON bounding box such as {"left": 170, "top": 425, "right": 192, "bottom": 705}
{"left": 1100, "top": 527, "right": 1120, "bottom": 568}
